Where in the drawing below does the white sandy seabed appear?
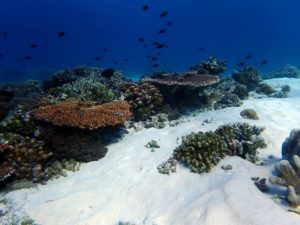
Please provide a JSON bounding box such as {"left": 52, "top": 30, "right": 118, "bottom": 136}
{"left": 3, "top": 78, "right": 300, "bottom": 225}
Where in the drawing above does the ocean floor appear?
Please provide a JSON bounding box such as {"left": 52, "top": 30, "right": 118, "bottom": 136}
{"left": 2, "top": 78, "right": 300, "bottom": 225}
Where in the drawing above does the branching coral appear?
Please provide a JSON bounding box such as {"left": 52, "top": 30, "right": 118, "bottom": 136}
{"left": 174, "top": 123, "right": 266, "bottom": 173}
{"left": 125, "top": 83, "right": 163, "bottom": 121}
{"left": 32, "top": 99, "right": 132, "bottom": 129}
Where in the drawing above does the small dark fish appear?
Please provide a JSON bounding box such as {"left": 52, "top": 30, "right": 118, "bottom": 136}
{"left": 156, "top": 52, "right": 161, "bottom": 56}
{"left": 113, "top": 61, "right": 118, "bottom": 65}
{"left": 0, "top": 53, "right": 3, "bottom": 58}
{"left": 160, "top": 11, "right": 168, "bottom": 17}
{"left": 156, "top": 43, "right": 166, "bottom": 49}
{"left": 152, "top": 41, "right": 160, "bottom": 46}
{"left": 143, "top": 44, "right": 147, "bottom": 48}
{"left": 104, "top": 48, "right": 108, "bottom": 52}
{"left": 30, "top": 44, "right": 38, "bottom": 48}
{"left": 95, "top": 56, "right": 102, "bottom": 61}
{"left": 245, "top": 54, "right": 252, "bottom": 60}
{"left": 124, "top": 58, "right": 128, "bottom": 62}
{"left": 147, "top": 55, "right": 152, "bottom": 59}
{"left": 237, "top": 61, "right": 245, "bottom": 67}
{"left": 24, "top": 55, "right": 33, "bottom": 60}
{"left": 158, "top": 29, "right": 166, "bottom": 34}
{"left": 2, "top": 32, "right": 8, "bottom": 38}
{"left": 101, "top": 68, "right": 115, "bottom": 78}
{"left": 261, "top": 59, "right": 267, "bottom": 65}
{"left": 138, "top": 37, "right": 144, "bottom": 42}
{"left": 167, "top": 21, "right": 173, "bottom": 26}
{"left": 57, "top": 32, "right": 65, "bottom": 37}
{"left": 151, "top": 57, "right": 157, "bottom": 61}
{"left": 152, "top": 64, "right": 159, "bottom": 68}
{"left": 142, "top": 5, "right": 149, "bottom": 11}
{"left": 198, "top": 48, "right": 205, "bottom": 51}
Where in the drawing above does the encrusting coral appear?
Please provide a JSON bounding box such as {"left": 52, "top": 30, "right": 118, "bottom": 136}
{"left": 32, "top": 99, "right": 132, "bottom": 129}
{"left": 174, "top": 123, "right": 266, "bottom": 173}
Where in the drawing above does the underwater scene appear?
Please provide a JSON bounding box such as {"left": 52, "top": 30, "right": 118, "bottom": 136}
{"left": 1, "top": 0, "right": 300, "bottom": 224}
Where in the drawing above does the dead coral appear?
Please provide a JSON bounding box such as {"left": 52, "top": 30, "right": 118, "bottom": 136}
{"left": 32, "top": 99, "right": 132, "bottom": 129}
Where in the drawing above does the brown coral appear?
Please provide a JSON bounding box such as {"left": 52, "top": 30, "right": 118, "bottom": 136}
{"left": 33, "top": 99, "right": 132, "bottom": 129}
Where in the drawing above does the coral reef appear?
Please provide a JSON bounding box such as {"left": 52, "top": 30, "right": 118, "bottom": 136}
{"left": 43, "top": 128, "right": 108, "bottom": 162}
{"left": 190, "top": 57, "right": 227, "bottom": 75}
{"left": 125, "top": 83, "right": 164, "bottom": 121}
{"left": 48, "top": 76, "right": 118, "bottom": 104}
{"left": 41, "top": 66, "right": 102, "bottom": 91}
{"left": 264, "top": 65, "right": 300, "bottom": 79}
{"left": 232, "top": 66, "right": 261, "bottom": 90}
{"left": 232, "top": 84, "right": 249, "bottom": 100}
{"left": 213, "top": 93, "right": 242, "bottom": 110}
{"left": 255, "top": 83, "right": 276, "bottom": 96}
{"left": 142, "top": 72, "right": 220, "bottom": 108}
{"left": 240, "top": 109, "right": 259, "bottom": 120}
{"left": 282, "top": 129, "right": 300, "bottom": 160}
{"left": 270, "top": 155, "right": 300, "bottom": 207}
{"left": 33, "top": 99, "right": 132, "bottom": 129}
{"left": 0, "top": 133, "right": 53, "bottom": 183}
{"left": 143, "top": 72, "right": 220, "bottom": 88}
{"left": 174, "top": 123, "right": 266, "bottom": 173}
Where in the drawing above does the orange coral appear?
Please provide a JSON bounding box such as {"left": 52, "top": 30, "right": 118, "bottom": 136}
{"left": 32, "top": 99, "right": 132, "bottom": 129}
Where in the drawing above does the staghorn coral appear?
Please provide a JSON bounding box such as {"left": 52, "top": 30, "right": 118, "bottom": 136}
{"left": 174, "top": 123, "right": 266, "bottom": 173}
{"left": 0, "top": 165, "right": 14, "bottom": 182}
{"left": 125, "top": 83, "right": 164, "bottom": 121}
{"left": 190, "top": 57, "right": 227, "bottom": 75}
{"left": 270, "top": 155, "right": 300, "bottom": 207}
{"left": 32, "top": 99, "right": 132, "bottom": 129}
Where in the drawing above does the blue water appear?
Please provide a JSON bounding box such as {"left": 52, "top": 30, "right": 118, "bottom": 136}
{"left": 1, "top": 0, "right": 300, "bottom": 83}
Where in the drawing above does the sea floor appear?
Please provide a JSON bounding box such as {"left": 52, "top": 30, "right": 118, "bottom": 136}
{"left": 2, "top": 78, "right": 300, "bottom": 225}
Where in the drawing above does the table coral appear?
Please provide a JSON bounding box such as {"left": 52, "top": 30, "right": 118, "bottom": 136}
{"left": 32, "top": 99, "right": 132, "bottom": 129}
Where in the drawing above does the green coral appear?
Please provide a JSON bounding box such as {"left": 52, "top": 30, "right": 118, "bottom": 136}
{"left": 174, "top": 123, "right": 266, "bottom": 174}
{"left": 174, "top": 131, "right": 227, "bottom": 173}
